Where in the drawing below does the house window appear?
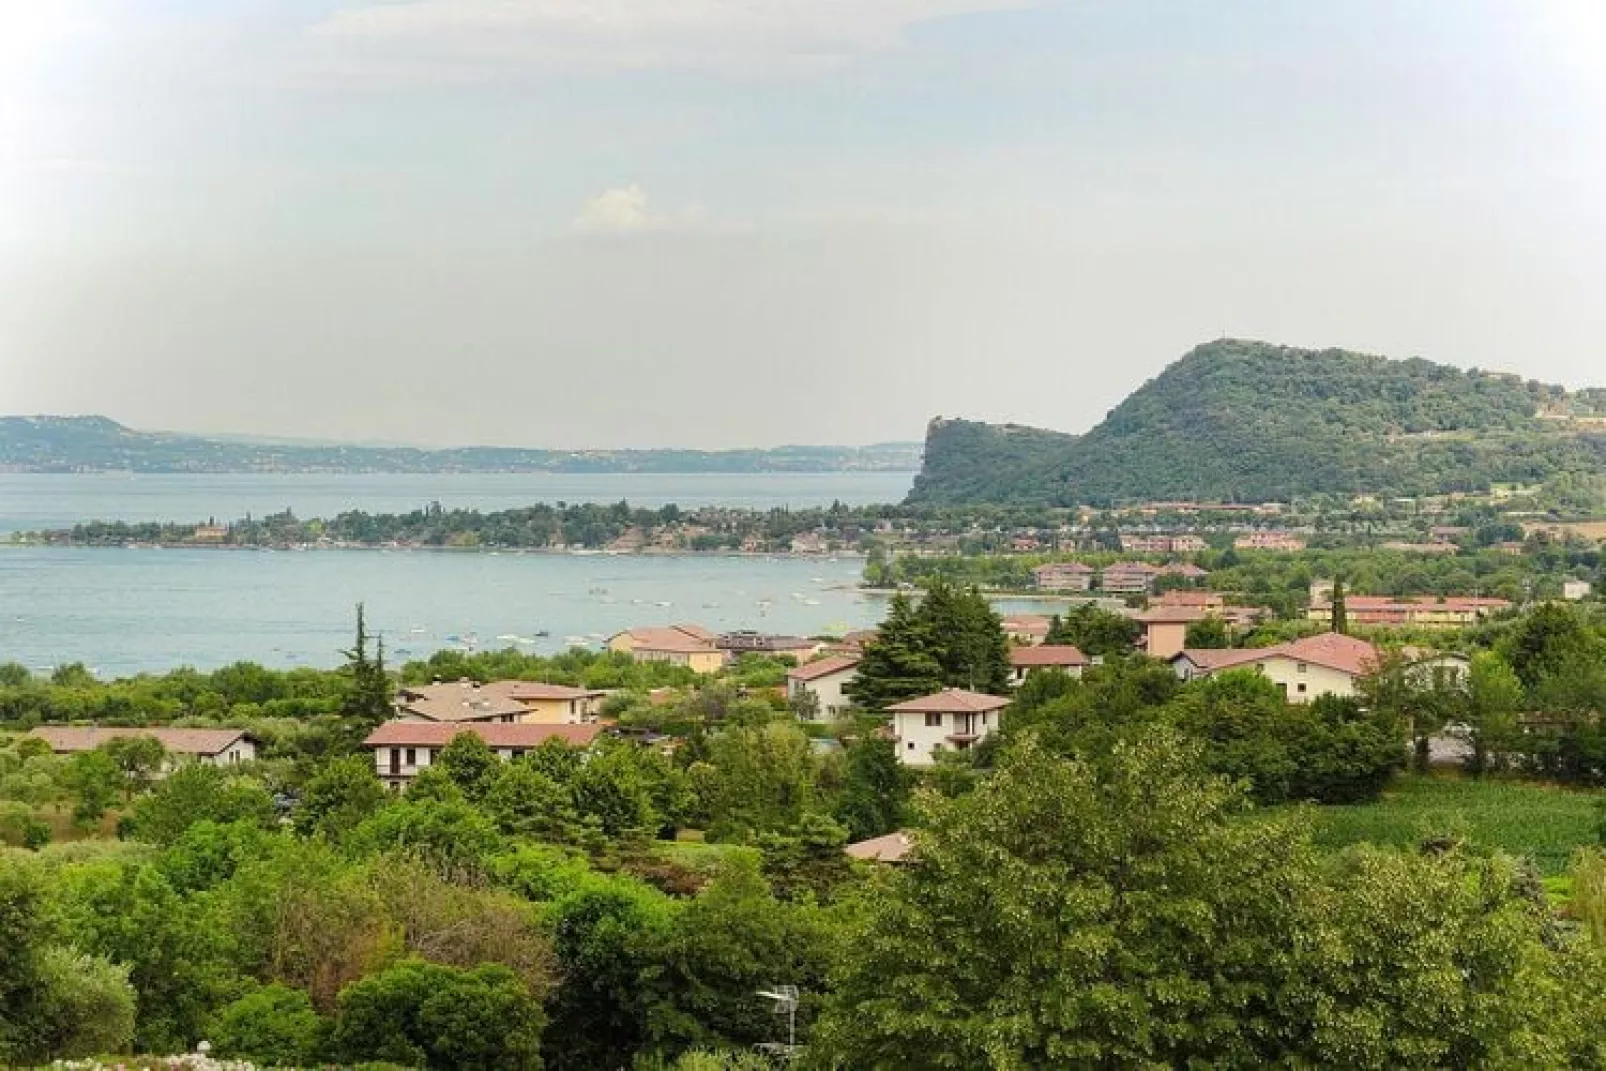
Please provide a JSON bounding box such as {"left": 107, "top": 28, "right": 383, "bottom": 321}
{"left": 1297, "top": 663, "right": 1308, "bottom": 673}
{"left": 406, "top": 748, "right": 416, "bottom": 765}
{"left": 924, "top": 712, "right": 943, "bottom": 728}
{"left": 907, "top": 742, "right": 916, "bottom": 750}
{"left": 1296, "top": 683, "right": 1307, "bottom": 694}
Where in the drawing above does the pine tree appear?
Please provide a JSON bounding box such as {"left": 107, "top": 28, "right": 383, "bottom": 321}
{"left": 844, "top": 593, "right": 944, "bottom": 711}
{"left": 1331, "top": 578, "right": 1348, "bottom": 635}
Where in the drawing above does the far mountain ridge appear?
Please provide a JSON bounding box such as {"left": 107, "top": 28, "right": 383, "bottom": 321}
{"left": 907, "top": 339, "right": 1606, "bottom": 506}
{"left": 0, "top": 415, "right": 922, "bottom": 475}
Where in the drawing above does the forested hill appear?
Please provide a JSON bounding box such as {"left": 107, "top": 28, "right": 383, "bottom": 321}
{"left": 0, "top": 416, "right": 921, "bottom": 474}
{"left": 907, "top": 339, "right": 1606, "bottom": 505}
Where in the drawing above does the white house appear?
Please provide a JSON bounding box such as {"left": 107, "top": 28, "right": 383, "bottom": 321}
{"left": 785, "top": 655, "right": 860, "bottom": 720}
{"left": 363, "top": 721, "right": 605, "bottom": 790}
{"left": 887, "top": 688, "right": 1009, "bottom": 766}
{"left": 29, "top": 726, "right": 259, "bottom": 768}
{"left": 1170, "top": 632, "right": 1379, "bottom": 703}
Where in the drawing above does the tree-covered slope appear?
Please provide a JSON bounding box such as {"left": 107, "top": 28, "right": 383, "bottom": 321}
{"left": 904, "top": 418, "right": 1078, "bottom": 505}
{"left": 907, "top": 339, "right": 1606, "bottom": 505}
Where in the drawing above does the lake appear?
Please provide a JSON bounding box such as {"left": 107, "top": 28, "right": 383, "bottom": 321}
{"left": 0, "top": 471, "right": 917, "bottom": 534}
{"left": 0, "top": 471, "right": 1074, "bottom": 678}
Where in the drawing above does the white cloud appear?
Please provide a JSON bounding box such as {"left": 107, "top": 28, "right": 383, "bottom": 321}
{"left": 572, "top": 185, "right": 706, "bottom": 233}
{"left": 305, "top": 0, "right": 1039, "bottom": 78}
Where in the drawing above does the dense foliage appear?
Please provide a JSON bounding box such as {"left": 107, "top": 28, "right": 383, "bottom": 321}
{"left": 907, "top": 339, "right": 1606, "bottom": 505}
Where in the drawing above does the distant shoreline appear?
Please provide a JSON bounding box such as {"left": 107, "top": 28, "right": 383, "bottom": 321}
{"left": 0, "top": 541, "right": 870, "bottom": 564}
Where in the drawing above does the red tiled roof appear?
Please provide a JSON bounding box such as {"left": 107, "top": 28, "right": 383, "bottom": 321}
{"left": 786, "top": 655, "right": 861, "bottom": 682}
{"left": 1009, "top": 645, "right": 1090, "bottom": 668}
{"left": 887, "top": 688, "right": 1010, "bottom": 714}
{"left": 844, "top": 830, "right": 915, "bottom": 863}
{"left": 1174, "top": 632, "right": 1380, "bottom": 678}
{"left": 29, "top": 726, "right": 251, "bottom": 757}
{"left": 364, "top": 722, "right": 605, "bottom": 749}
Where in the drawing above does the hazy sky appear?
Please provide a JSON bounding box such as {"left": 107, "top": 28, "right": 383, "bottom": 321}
{"left": 4, "top": 1, "right": 1604, "bottom": 448}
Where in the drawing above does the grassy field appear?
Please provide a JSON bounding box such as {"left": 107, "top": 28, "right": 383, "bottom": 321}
{"left": 1302, "top": 775, "right": 1602, "bottom": 877}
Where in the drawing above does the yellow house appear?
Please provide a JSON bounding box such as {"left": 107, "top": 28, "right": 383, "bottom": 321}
{"left": 506, "top": 682, "right": 606, "bottom": 724}
{"left": 607, "top": 623, "right": 715, "bottom": 655}
{"left": 632, "top": 640, "right": 727, "bottom": 674}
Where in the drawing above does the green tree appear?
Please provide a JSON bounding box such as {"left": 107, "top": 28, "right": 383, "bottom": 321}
{"left": 61, "top": 749, "right": 122, "bottom": 829}
{"left": 485, "top": 760, "right": 579, "bottom": 841}
{"left": 1330, "top": 576, "right": 1348, "bottom": 634}
{"left": 1183, "top": 615, "right": 1230, "bottom": 649}
{"left": 815, "top": 732, "right": 1313, "bottom": 1067}
{"left": 833, "top": 735, "right": 909, "bottom": 841}
{"left": 1045, "top": 603, "right": 1141, "bottom": 657}
{"left": 437, "top": 731, "right": 501, "bottom": 802}
{"left": 297, "top": 754, "right": 388, "bottom": 840}
{"left": 123, "top": 762, "right": 275, "bottom": 846}
{"left": 339, "top": 603, "right": 392, "bottom": 742}
{"left": 102, "top": 735, "right": 168, "bottom": 798}
{"left": 31, "top": 947, "right": 137, "bottom": 1060}
{"left": 333, "top": 959, "right": 545, "bottom": 1070}
{"left": 921, "top": 579, "right": 1010, "bottom": 694}
{"left": 843, "top": 594, "right": 943, "bottom": 710}
{"left": 1463, "top": 651, "right": 1526, "bottom": 775}
{"left": 208, "top": 984, "right": 329, "bottom": 1066}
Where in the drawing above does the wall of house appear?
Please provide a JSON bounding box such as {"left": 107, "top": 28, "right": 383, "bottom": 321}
{"left": 207, "top": 739, "right": 257, "bottom": 765}
{"left": 521, "top": 698, "right": 592, "bottom": 724}
{"left": 788, "top": 669, "right": 856, "bottom": 720}
{"left": 372, "top": 744, "right": 442, "bottom": 786}
{"left": 893, "top": 710, "right": 1001, "bottom": 766}
{"left": 1010, "top": 664, "right": 1084, "bottom": 686}
{"left": 1144, "top": 622, "right": 1188, "bottom": 660}
{"left": 1256, "top": 657, "right": 1356, "bottom": 703}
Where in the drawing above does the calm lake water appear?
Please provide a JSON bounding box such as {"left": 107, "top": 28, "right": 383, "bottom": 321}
{"left": 0, "top": 471, "right": 917, "bottom": 534}
{"left": 0, "top": 471, "right": 1068, "bottom": 678}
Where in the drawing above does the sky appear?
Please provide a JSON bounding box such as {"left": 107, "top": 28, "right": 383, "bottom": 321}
{"left": 3, "top": 0, "right": 1604, "bottom": 449}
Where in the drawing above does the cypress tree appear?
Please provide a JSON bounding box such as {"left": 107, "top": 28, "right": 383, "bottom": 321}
{"left": 1331, "top": 578, "right": 1348, "bottom": 635}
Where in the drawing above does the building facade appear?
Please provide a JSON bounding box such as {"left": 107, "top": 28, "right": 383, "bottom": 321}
{"left": 887, "top": 688, "right": 1010, "bottom": 766}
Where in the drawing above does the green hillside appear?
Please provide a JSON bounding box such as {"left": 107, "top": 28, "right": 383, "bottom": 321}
{"left": 907, "top": 339, "right": 1606, "bottom": 505}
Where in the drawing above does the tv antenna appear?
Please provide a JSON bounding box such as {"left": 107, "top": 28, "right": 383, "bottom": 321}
{"left": 755, "top": 984, "right": 800, "bottom": 1060}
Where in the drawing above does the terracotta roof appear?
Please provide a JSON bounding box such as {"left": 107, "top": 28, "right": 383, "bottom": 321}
{"left": 1103, "top": 561, "right": 1162, "bottom": 574}
{"left": 1033, "top": 561, "right": 1093, "bottom": 573}
{"left": 887, "top": 688, "right": 1010, "bottom": 714}
{"left": 29, "top": 726, "right": 251, "bottom": 757}
{"left": 787, "top": 655, "right": 861, "bottom": 682}
{"left": 1009, "top": 645, "right": 1090, "bottom": 668}
{"left": 844, "top": 830, "right": 915, "bottom": 863}
{"left": 364, "top": 721, "right": 605, "bottom": 749}
{"left": 612, "top": 624, "right": 716, "bottom": 648}
{"left": 1281, "top": 632, "right": 1380, "bottom": 676}
{"left": 634, "top": 636, "right": 721, "bottom": 655}
{"left": 1134, "top": 606, "right": 1213, "bottom": 624}
{"left": 1320, "top": 596, "right": 1510, "bottom": 612}
{"left": 1174, "top": 632, "right": 1380, "bottom": 678}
